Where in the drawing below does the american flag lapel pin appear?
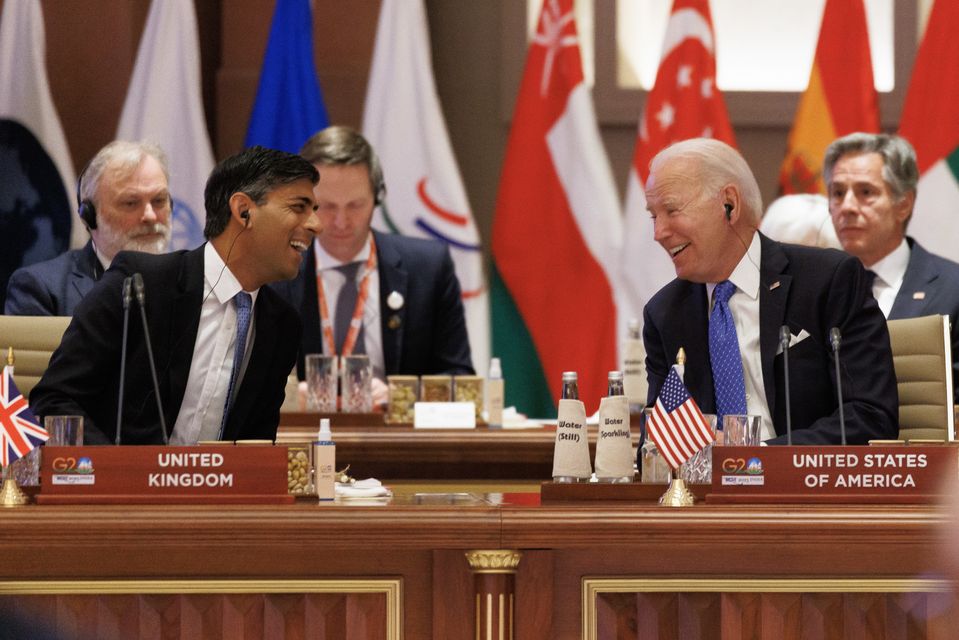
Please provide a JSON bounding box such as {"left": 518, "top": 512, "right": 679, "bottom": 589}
{"left": 913, "top": 291, "right": 926, "bottom": 300}
{"left": 769, "top": 281, "right": 781, "bottom": 291}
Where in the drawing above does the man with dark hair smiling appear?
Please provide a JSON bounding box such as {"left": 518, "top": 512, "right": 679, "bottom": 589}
{"left": 32, "top": 146, "right": 321, "bottom": 444}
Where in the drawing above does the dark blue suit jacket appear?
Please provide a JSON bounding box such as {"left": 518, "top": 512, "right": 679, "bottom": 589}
{"left": 888, "top": 238, "right": 959, "bottom": 398}
{"left": 4, "top": 241, "right": 100, "bottom": 315}
{"left": 30, "top": 246, "right": 301, "bottom": 444}
{"left": 271, "top": 230, "right": 474, "bottom": 378}
{"left": 643, "top": 233, "right": 899, "bottom": 445}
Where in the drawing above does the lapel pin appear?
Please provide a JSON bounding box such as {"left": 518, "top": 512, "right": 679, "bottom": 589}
{"left": 387, "top": 291, "right": 404, "bottom": 310}
{"left": 387, "top": 314, "right": 402, "bottom": 330}
{"left": 913, "top": 291, "right": 926, "bottom": 300}
{"left": 769, "top": 281, "right": 780, "bottom": 291}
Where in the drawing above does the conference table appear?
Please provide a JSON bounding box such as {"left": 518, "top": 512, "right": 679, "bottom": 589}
{"left": 2, "top": 418, "right": 958, "bottom": 639}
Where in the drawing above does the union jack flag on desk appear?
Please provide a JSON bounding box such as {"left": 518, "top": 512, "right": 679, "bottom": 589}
{"left": 647, "top": 365, "right": 714, "bottom": 469}
{"left": 0, "top": 366, "right": 49, "bottom": 467}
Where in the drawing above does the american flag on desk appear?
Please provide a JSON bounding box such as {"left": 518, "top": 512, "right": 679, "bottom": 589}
{"left": 0, "top": 364, "right": 49, "bottom": 467}
{"left": 647, "top": 365, "right": 714, "bottom": 469}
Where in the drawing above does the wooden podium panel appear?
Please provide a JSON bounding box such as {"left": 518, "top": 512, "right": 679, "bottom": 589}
{"left": 2, "top": 491, "right": 957, "bottom": 638}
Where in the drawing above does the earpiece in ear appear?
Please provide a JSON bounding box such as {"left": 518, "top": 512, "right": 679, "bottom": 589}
{"left": 241, "top": 210, "right": 250, "bottom": 226}
{"left": 724, "top": 203, "right": 733, "bottom": 221}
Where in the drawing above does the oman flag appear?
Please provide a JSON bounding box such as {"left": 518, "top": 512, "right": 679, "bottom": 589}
{"left": 899, "top": 0, "right": 959, "bottom": 264}
{"left": 492, "top": 0, "right": 621, "bottom": 414}
{"left": 778, "top": 0, "right": 879, "bottom": 194}
{"left": 619, "top": 0, "right": 734, "bottom": 379}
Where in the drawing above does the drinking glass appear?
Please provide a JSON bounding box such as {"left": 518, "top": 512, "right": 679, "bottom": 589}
{"left": 305, "top": 354, "right": 338, "bottom": 412}
{"left": 341, "top": 355, "right": 373, "bottom": 413}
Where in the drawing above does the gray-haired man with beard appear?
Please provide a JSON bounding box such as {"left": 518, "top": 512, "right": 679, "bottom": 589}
{"left": 5, "top": 140, "right": 172, "bottom": 315}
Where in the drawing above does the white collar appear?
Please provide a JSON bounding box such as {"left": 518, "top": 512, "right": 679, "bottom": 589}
{"left": 313, "top": 233, "right": 373, "bottom": 272}
{"left": 707, "top": 232, "right": 761, "bottom": 302}
{"left": 867, "top": 238, "right": 910, "bottom": 287}
{"left": 204, "top": 242, "right": 259, "bottom": 305}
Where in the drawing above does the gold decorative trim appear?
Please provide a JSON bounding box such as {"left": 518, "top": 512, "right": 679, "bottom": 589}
{"left": 0, "top": 578, "right": 401, "bottom": 640}
{"left": 582, "top": 577, "right": 953, "bottom": 640}
{"left": 465, "top": 549, "right": 522, "bottom": 573}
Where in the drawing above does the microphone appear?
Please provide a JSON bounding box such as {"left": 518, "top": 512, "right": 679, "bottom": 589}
{"left": 779, "top": 325, "right": 793, "bottom": 445}
{"left": 829, "top": 327, "right": 847, "bottom": 445}
{"left": 132, "top": 273, "right": 169, "bottom": 444}
{"left": 116, "top": 277, "right": 133, "bottom": 445}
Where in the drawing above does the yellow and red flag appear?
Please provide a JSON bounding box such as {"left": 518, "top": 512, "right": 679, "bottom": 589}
{"left": 778, "top": 0, "right": 879, "bottom": 195}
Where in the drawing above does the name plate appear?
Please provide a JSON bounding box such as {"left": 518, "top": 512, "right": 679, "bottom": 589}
{"left": 37, "top": 445, "right": 293, "bottom": 505}
{"left": 413, "top": 402, "right": 476, "bottom": 429}
{"left": 707, "top": 445, "right": 958, "bottom": 504}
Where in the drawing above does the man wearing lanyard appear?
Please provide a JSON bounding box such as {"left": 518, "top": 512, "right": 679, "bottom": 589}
{"left": 273, "top": 125, "right": 474, "bottom": 405}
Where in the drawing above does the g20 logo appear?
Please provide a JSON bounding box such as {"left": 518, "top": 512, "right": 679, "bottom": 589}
{"left": 51, "top": 456, "right": 77, "bottom": 472}
{"left": 721, "top": 457, "right": 747, "bottom": 473}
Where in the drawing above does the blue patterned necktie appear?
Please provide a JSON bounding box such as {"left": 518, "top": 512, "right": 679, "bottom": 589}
{"left": 219, "top": 291, "right": 253, "bottom": 437}
{"left": 709, "top": 280, "right": 747, "bottom": 425}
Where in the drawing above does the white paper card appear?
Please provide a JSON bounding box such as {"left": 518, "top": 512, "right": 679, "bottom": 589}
{"left": 552, "top": 399, "right": 592, "bottom": 479}
{"left": 414, "top": 402, "right": 477, "bottom": 429}
{"left": 594, "top": 395, "right": 634, "bottom": 480}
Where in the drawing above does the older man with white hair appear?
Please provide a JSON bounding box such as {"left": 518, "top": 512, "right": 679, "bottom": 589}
{"left": 642, "top": 138, "right": 897, "bottom": 445}
{"left": 5, "top": 140, "right": 172, "bottom": 315}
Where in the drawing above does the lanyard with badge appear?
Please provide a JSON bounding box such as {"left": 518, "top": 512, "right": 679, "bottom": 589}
{"left": 315, "top": 235, "right": 377, "bottom": 356}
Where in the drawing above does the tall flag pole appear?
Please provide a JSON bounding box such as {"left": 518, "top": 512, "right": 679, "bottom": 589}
{"left": 0, "top": 0, "right": 78, "bottom": 312}
{"left": 245, "top": 0, "right": 329, "bottom": 153}
{"left": 362, "top": 0, "right": 489, "bottom": 374}
{"left": 116, "top": 0, "right": 214, "bottom": 250}
{"left": 899, "top": 0, "right": 959, "bottom": 263}
{"left": 778, "top": 0, "right": 879, "bottom": 195}
{"left": 619, "top": 0, "right": 735, "bottom": 372}
{"left": 491, "top": 0, "right": 622, "bottom": 414}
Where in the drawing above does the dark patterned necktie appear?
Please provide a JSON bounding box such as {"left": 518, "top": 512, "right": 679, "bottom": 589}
{"left": 334, "top": 262, "right": 365, "bottom": 355}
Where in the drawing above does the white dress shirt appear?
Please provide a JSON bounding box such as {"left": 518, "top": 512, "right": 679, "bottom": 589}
{"left": 867, "top": 238, "right": 910, "bottom": 318}
{"left": 313, "top": 235, "right": 385, "bottom": 379}
{"left": 170, "top": 242, "right": 258, "bottom": 444}
{"left": 706, "top": 233, "right": 775, "bottom": 441}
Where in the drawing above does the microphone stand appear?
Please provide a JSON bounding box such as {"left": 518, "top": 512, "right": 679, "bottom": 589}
{"left": 780, "top": 326, "right": 792, "bottom": 446}
{"left": 830, "top": 327, "right": 847, "bottom": 446}
{"left": 132, "top": 273, "right": 169, "bottom": 445}
{"left": 116, "top": 277, "right": 133, "bottom": 445}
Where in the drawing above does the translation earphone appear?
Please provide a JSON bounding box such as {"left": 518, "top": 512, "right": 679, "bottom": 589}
{"left": 76, "top": 163, "right": 98, "bottom": 230}
{"left": 240, "top": 210, "right": 251, "bottom": 226}
{"left": 724, "top": 203, "right": 733, "bottom": 221}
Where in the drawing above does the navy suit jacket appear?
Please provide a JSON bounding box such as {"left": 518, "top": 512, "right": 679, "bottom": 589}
{"left": 888, "top": 238, "right": 959, "bottom": 398}
{"left": 643, "top": 234, "right": 898, "bottom": 445}
{"left": 271, "top": 230, "right": 474, "bottom": 378}
{"left": 30, "top": 246, "right": 301, "bottom": 444}
{"left": 4, "top": 241, "right": 100, "bottom": 315}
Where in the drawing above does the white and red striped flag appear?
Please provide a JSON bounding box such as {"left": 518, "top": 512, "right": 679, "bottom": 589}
{"left": 647, "top": 365, "right": 714, "bottom": 469}
{"left": 0, "top": 365, "right": 49, "bottom": 468}
{"left": 492, "top": 0, "right": 622, "bottom": 413}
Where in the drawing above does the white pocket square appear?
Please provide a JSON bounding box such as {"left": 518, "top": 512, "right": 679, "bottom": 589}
{"left": 776, "top": 329, "right": 810, "bottom": 355}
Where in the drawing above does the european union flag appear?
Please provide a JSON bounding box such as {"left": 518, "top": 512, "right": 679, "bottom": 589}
{"left": 244, "top": 0, "right": 329, "bottom": 153}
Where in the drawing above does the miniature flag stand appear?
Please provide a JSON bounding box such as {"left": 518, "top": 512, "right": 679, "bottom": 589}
{"left": 646, "top": 349, "right": 715, "bottom": 506}
{"left": 1, "top": 348, "right": 50, "bottom": 507}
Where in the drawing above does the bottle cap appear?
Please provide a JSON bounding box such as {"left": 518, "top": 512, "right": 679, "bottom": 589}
{"left": 318, "top": 417, "right": 333, "bottom": 442}
{"left": 489, "top": 357, "right": 502, "bottom": 379}
{"left": 608, "top": 370, "right": 624, "bottom": 380}
{"left": 562, "top": 371, "right": 578, "bottom": 380}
